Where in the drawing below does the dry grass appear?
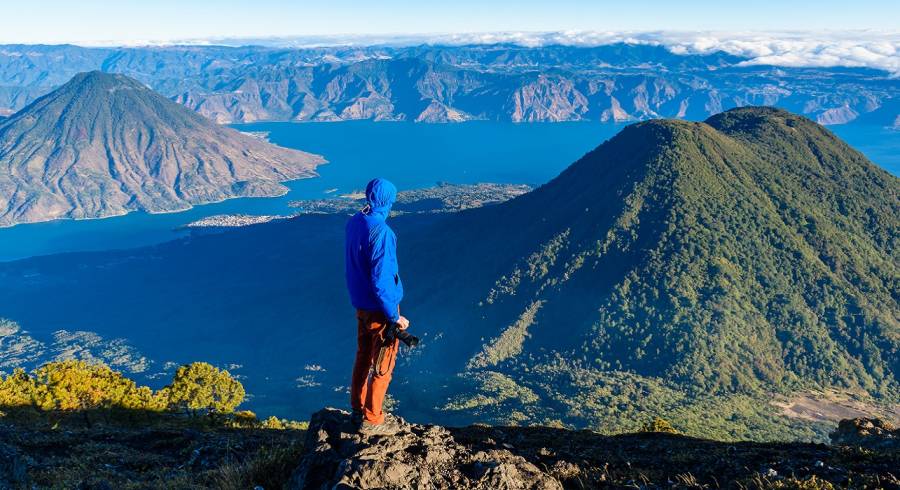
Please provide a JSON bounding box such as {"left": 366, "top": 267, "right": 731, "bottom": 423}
{"left": 211, "top": 443, "right": 305, "bottom": 490}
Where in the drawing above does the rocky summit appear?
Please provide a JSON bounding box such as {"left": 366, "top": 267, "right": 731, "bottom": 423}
{"left": 287, "top": 408, "right": 900, "bottom": 489}
{"left": 290, "top": 409, "right": 561, "bottom": 489}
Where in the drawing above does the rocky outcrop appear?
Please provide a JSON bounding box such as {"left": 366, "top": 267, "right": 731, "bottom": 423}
{"left": 289, "top": 409, "right": 900, "bottom": 489}
{"left": 416, "top": 101, "right": 474, "bottom": 122}
{"left": 830, "top": 417, "right": 899, "bottom": 449}
{"left": 289, "top": 409, "right": 562, "bottom": 489}
{"left": 816, "top": 104, "right": 860, "bottom": 125}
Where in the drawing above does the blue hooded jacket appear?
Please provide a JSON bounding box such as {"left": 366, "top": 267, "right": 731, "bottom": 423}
{"left": 345, "top": 178, "right": 403, "bottom": 322}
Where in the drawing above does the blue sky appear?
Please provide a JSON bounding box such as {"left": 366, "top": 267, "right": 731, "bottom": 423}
{"left": 0, "top": 0, "right": 896, "bottom": 44}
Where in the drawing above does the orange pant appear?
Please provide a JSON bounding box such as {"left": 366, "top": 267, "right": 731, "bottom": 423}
{"left": 350, "top": 309, "right": 399, "bottom": 424}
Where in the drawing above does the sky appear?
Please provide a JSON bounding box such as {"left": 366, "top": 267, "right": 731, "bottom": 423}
{"left": 0, "top": 0, "right": 897, "bottom": 45}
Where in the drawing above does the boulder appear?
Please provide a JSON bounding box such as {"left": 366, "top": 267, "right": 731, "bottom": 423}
{"left": 830, "top": 417, "right": 899, "bottom": 449}
{"left": 288, "top": 408, "right": 562, "bottom": 490}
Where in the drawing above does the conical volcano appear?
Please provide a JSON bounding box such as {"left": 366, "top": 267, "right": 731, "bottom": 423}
{"left": 0, "top": 71, "right": 324, "bottom": 226}
{"left": 401, "top": 107, "right": 898, "bottom": 429}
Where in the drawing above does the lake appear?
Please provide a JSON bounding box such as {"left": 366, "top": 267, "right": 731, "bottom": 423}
{"left": 0, "top": 122, "right": 621, "bottom": 261}
{"left": 0, "top": 121, "right": 895, "bottom": 262}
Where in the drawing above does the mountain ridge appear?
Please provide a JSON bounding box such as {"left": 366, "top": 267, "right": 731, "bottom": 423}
{"left": 0, "top": 44, "right": 896, "bottom": 126}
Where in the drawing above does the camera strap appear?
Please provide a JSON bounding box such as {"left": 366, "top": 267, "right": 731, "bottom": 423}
{"left": 374, "top": 324, "right": 395, "bottom": 377}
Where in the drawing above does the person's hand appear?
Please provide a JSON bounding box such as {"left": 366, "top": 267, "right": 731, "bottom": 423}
{"left": 396, "top": 316, "right": 410, "bottom": 330}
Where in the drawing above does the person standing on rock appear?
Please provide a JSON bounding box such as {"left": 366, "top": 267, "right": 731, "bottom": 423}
{"left": 345, "top": 178, "right": 409, "bottom": 436}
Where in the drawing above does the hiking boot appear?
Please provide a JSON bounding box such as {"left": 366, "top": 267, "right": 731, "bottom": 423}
{"left": 358, "top": 413, "right": 401, "bottom": 436}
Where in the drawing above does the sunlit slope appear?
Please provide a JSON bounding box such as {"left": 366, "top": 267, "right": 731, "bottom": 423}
{"left": 0, "top": 71, "right": 323, "bottom": 226}
{"left": 409, "top": 107, "right": 898, "bottom": 401}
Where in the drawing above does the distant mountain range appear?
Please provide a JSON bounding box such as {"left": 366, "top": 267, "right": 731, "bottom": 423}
{"left": 0, "top": 44, "right": 897, "bottom": 126}
{"left": 1, "top": 107, "right": 895, "bottom": 440}
{"left": 0, "top": 71, "right": 323, "bottom": 227}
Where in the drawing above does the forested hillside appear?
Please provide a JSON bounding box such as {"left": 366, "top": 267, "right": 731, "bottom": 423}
{"left": 408, "top": 107, "right": 898, "bottom": 437}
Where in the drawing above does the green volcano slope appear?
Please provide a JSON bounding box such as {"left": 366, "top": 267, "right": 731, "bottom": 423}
{"left": 405, "top": 107, "right": 898, "bottom": 437}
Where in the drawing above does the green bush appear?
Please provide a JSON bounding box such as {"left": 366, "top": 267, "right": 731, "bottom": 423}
{"left": 0, "top": 360, "right": 243, "bottom": 415}
{"left": 161, "top": 362, "right": 245, "bottom": 414}
{"left": 0, "top": 368, "right": 39, "bottom": 408}
{"left": 34, "top": 360, "right": 165, "bottom": 411}
{"left": 0, "top": 361, "right": 165, "bottom": 412}
{"left": 0, "top": 360, "right": 314, "bottom": 431}
{"left": 641, "top": 416, "right": 678, "bottom": 434}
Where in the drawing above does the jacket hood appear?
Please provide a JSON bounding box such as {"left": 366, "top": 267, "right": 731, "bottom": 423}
{"left": 365, "top": 178, "right": 397, "bottom": 216}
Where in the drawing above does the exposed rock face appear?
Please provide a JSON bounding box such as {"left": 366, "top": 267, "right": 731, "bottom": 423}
{"left": 0, "top": 71, "right": 324, "bottom": 227}
{"left": 817, "top": 104, "right": 860, "bottom": 125}
{"left": 289, "top": 408, "right": 562, "bottom": 489}
{"left": 830, "top": 418, "right": 899, "bottom": 449}
{"left": 510, "top": 75, "right": 589, "bottom": 122}
{"left": 416, "top": 101, "right": 475, "bottom": 122}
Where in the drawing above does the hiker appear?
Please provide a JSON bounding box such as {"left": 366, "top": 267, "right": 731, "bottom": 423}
{"left": 345, "top": 178, "right": 409, "bottom": 436}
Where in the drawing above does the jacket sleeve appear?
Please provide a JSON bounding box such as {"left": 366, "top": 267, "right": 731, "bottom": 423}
{"left": 370, "top": 226, "right": 403, "bottom": 322}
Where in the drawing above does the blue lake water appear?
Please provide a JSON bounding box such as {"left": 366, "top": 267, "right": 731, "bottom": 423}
{"left": 0, "top": 121, "right": 896, "bottom": 262}
{"left": 0, "top": 122, "right": 620, "bottom": 261}
{"left": 829, "top": 125, "right": 900, "bottom": 175}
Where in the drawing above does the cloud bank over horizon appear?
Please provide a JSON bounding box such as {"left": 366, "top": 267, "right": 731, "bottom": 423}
{"left": 166, "top": 30, "right": 898, "bottom": 75}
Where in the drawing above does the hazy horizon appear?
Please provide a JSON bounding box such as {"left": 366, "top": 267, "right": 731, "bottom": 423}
{"left": 2, "top": 0, "right": 898, "bottom": 43}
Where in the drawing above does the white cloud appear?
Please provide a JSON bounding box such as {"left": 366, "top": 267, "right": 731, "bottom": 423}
{"left": 429, "top": 31, "right": 900, "bottom": 75}
{"left": 187, "top": 30, "right": 899, "bottom": 75}
{"left": 651, "top": 31, "right": 900, "bottom": 74}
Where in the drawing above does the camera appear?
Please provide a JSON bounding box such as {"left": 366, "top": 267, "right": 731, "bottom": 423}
{"left": 386, "top": 322, "right": 419, "bottom": 348}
